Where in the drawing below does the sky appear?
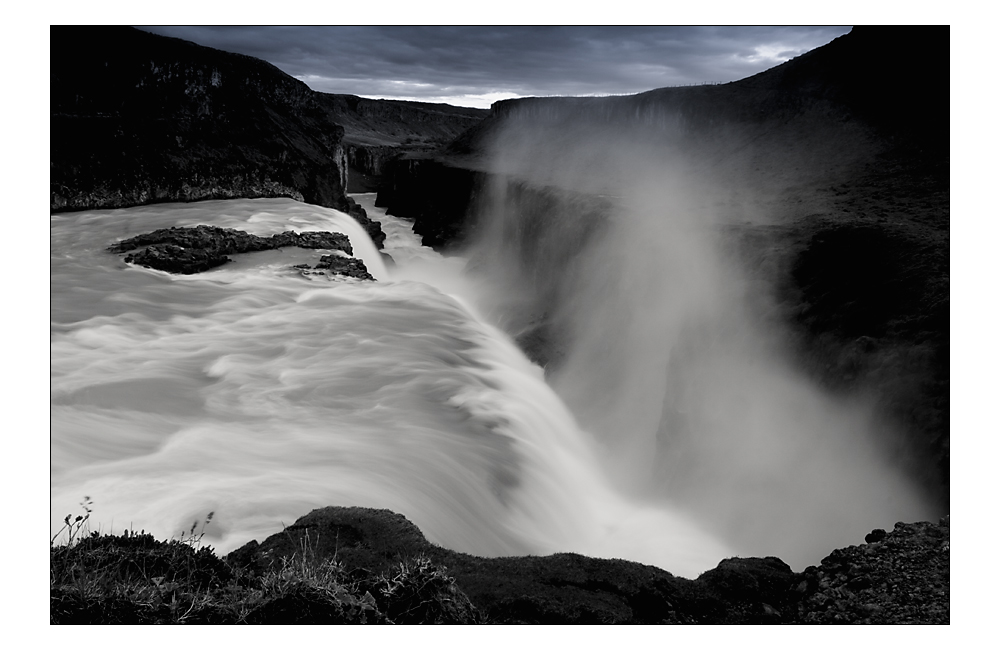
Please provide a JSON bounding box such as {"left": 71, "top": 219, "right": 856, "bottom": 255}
{"left": 135, "top": 26, "right": 852, "bottom": 109}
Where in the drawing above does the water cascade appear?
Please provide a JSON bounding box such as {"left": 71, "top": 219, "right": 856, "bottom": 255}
{"left": 51, "top": 196, "right": 731, "bottom": 578}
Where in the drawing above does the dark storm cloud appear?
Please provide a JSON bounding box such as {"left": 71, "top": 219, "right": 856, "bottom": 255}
{"left": 136, "top": 26, "right": 851, "bottom": 107}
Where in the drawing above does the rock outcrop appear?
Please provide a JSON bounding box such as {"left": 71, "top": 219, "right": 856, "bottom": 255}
{"left": 108, "top": 225, "right": 373, "bottom": 279}
{"left": 311, "top": 255, "right": 376, "bottom": 281}
{"left": 226, "top": 505, "right": 949, "bottom": 624}
{"left": 794, "top": 519, "right": 950, "bottom": 623}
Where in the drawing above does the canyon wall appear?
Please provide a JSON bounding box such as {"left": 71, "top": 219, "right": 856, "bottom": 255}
{"left": 51, "top": 26, "right": 385, "bottom": 245}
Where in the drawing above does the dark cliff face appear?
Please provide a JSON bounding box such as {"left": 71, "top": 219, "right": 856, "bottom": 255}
{"left": 375, "top": 159, "right": 487, "bottom": 249}
{"left": 319, "top": 94, "right": 488, "bottom": 149}
{"left": 345, "top": 145, "right": 400, "bottom": 192}
{"left": 316, "top": 94, "right": 489, "bottom": 191}
{"left": 50, "top": 28, "right": 353, "bottom": 221}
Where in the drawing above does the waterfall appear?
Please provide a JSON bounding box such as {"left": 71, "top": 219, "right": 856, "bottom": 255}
{"left": 51, "top": 196, "right": 731, "bottom": 578}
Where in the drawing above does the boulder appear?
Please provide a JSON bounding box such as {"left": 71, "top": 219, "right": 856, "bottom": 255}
{"left": 110, "top": 225, "right": 373, "bottom": 279}
{"left": 313, "top": 255, "right": 375, "bottom": 281}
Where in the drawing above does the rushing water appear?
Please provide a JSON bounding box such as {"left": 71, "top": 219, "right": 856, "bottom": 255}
{"left": 50, "top": 195, "right": 732, "bottom": 578}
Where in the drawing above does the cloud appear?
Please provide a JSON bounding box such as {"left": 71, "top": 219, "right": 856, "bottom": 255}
{"left": 136, "top": 26, "right": 851, "bottom": 108}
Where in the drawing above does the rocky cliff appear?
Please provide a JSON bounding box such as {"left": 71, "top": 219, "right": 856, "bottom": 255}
{"left": 374, "top": 159, "right": 488, "bottom": 249}
{"left": 50, "top": 26, "right": 385, "bottom": 247}
{"left": 317, "top": 94, "right": 488, "bottom": 191}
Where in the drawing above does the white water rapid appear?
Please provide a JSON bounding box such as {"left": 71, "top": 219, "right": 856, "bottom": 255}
{"left": 50, "top": 195, "right": 732, "bottom": 578}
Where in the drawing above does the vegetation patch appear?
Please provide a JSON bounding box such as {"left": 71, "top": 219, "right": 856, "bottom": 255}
{"left": 50, "top": 504, "right": 479, "bottom": 624}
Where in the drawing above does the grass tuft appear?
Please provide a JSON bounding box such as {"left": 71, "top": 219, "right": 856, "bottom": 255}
{"left": 50, "top": 502, "right": 478, "bottom": 624}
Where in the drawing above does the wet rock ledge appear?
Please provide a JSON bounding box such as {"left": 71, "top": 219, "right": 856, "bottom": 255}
{"left": 108, "top": 225, "right": 374, "bottom": 279}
